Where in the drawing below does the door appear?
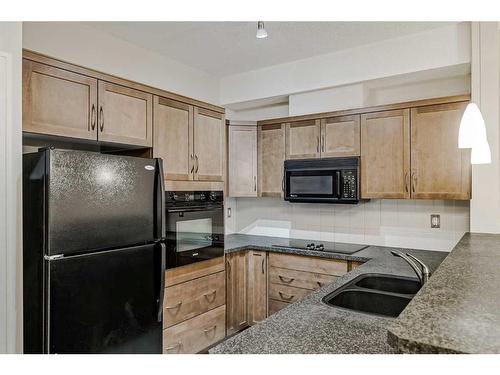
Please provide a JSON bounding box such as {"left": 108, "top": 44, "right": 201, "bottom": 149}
{"left": 285, "top": 119, "right": 321, "bottom": 159}
{"left": 226, "top": 252, "right": 248, "bottom": 335}
{"left": 47, "top": 244, "right": 162, "bottom": 353}
{"left": 247, "top": 251, "right": 267, "bottom": 325}
{"left": 22, "top": 59, "right": 98, "bottom": 140}
{"left": 98, "top": 81, "right": 153, "bottom": 147}
{"left": 411, "top": 102, "right": 471, "bottom": 199}
{"left": 193, "top": 107, "right": 225, "bottom": 181}
{"left": 360, "top": 109, "right": 410, "bottom": 199}
{"left": 321, "top": 115, "right": 360, "bottom": 157}
{"left": 258, "top": 123, "right": 286, "bottom": 197}
{"left": 228, "top": 125, "right": 257, "bottom": 197}
{"left": 46, "top": 150, "right": 158, "bottom": 256}
{"left": 153, "top": 96, "right": 194, "bottom": 181}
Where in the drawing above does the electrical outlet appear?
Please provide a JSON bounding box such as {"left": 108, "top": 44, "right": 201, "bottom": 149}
{"left": 430, "top": 214, "right": 440, "bottom": 229}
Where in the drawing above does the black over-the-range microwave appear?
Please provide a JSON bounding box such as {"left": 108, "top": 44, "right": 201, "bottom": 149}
{"left": 283, "top": 157, "right": 360, "bottom": 204}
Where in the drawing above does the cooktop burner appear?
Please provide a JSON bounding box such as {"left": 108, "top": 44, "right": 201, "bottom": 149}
{"left": 272, "top": 239, "right": 367, "bottom": 254}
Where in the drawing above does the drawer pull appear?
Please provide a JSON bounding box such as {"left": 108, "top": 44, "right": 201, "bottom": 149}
{"left": 278, "top": 291, "right": 295, "bottom": 301}
{"left": 278, "top": 275, "right": 295, "bottom": 284}
{"left": 203, "top": 290, "right": 217, "bottom": 302}
{"left": 165, "top": 342, "right": 182, "bottom": 352}
{"left": 317, "top": 281, "right": 323, "bottom": 287}
{"left": 203, "top": 325, "right": 217, "bottom": 334}
{"left": 165, "top": 301, "right": 182, "bottom": 310}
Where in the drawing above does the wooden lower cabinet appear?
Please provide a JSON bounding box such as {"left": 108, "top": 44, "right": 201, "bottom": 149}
{"left": 269, "top": 266, "right": 337, "bottom": 290}
{"left": 226, "top": 252, "right": 249, "bottom": 335}
{"left": 163, "top": 305, "right": 226, "bottom": 354}
{"left": 247, "top": 251, "right": 268, "bottom": 325}
{"left": 268, "top": 299, "right": 289, "bottom": 316}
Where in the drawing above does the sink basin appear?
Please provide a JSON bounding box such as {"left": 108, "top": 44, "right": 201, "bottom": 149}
{"left": 354, "top": 274, "right": 421, "bottom": 295}
{"left": 323, "top": 289, "right": 412, "bottom": 318}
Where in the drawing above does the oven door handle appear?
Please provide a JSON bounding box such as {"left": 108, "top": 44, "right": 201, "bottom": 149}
{"left": 166, "top": 206, "right": 223, "bottom": 213}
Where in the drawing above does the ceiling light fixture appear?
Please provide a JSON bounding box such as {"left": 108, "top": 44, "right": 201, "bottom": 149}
{"left": 256, "top": 21, "right": 268, "bottom": 39}
{"left": 458, "top": 102, "right": 491, "bottom": 164}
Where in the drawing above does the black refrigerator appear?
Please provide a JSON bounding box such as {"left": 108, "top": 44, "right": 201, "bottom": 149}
{"left": 23, "top": 149, "right": 166, "bottom": 354}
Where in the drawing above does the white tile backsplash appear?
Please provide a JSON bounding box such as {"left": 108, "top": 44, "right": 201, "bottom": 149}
{"left": 230, "top": 197, "right": 470, "bottom": 251}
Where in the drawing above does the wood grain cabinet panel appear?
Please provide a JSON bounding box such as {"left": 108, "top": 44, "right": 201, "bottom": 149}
{"left": 268, "top": 253, "right": 347, "bottom": 276}
{"left": 258, "top": 123, "right": 286, "bottom": 197}
{"left": 269, "top": 266, "right": 337, "bottom": 290}
{"left": 360, "top": 109, "right": 411, "bottom": 199}
{"left": 163, "top": 305, "right": 225, "bottom": 354}
{"left": 226, "top": 252, "right": 249, "bottom": 335}
{"left": 193, "top": 107, "right": 225, "bottom": 182}
{"left": 228, "top": 126, "right": 257, "bottom": 197}
{"left": 269, "top": 284, "right": 311, "bottom": 304}
{"left": 23, "top": 59, "right": 98, "bottom": 140}
{"left": 285, "top": 119, "right": 321, "bottom": 159}
{"left": 97, "top": 81, "right": 152, "bottom": 147}
{"left": 268, "top": 299, "right": 290, "bottom": 316}
{"left": 153, "top": 96, "right": 194, "bottom": 181}
{"left": 320, "top": 115, "right": 360, "bottom": 157}
{"left": 410, "top": 102, "right": 471, "bottom": 200}
{"left": 247, "top": 251, "right": 268, "bottom": 325}
{"left": 163, "top": 271, "right": 225, "bottom": 328}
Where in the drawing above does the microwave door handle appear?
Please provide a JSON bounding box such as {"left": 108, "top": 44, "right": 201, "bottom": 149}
{"left": 336, "top": 171, "right": 341, "bottom": 198}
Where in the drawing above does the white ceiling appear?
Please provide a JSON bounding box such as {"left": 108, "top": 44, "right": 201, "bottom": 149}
{"left": 87, "top": 22, "right": 455, "bottom": 78}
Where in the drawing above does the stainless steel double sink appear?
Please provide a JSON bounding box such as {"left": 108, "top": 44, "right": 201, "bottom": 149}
{"left": 322, "top": 274, "right": 421, "bottom": 318}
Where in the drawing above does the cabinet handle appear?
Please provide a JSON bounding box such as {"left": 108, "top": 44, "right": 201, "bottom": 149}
{"left": 226, "top": 260, "right": 231, "bottom": 279}
{"left": 203, "top": 325, "right": 217, "bottom": 334}
{"left": 321, "top": 135, "right": 325, "bottom": 152}
{"left": 278, "top": 275, "right": 295, "bottom": 284}
{"left": 316, "top": 136, "right": 320, "bottom": 153}
{"left": 165, "top": 301, "right": 182, "bottom": 310}
{"left": 190, "top": 154, "right": 194, "bottom": 173}
{"left": 203, "top": 290, "right": 217, "bottom": 302}
{"left": 282, "top": 175, "right": 285, "bottom": 193}
{"left": 412, "top": 171, "right": 417, "bottom": 193}
{"left": 261, "top": 258, "right": 265, "bottom": 274}
{"left": 404, "top": 171, "right": 409, "bottom": 193}
{"left": 99, "top": 106, "right": 104, "bottom": 132}
{"left": 195, "top": 154, "right": 199, "bottom": 173}
{"left": 278, "top": 291, "right": 295, "bottom": 301}
{"left": 165, "top": 342, "right": 182, "bottom": 352}
{"left": 317, "top": 281, "right": 323, "bottom": 288}
{"left": 90, "top": 104, "right": 96, "bottom": 131}
{"left": 254, "top": 175, "right": 257, "bottom": 192}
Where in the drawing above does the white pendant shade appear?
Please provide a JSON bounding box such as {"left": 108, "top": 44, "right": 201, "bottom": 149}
{"left": 458, "top": 102, "right": 491, "bottom": 164}
{"left": 256, "top": 21, "right": 268, "bottom": 39}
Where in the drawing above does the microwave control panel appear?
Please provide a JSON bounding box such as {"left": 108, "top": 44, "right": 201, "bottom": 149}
{"left": 341, "top": 170, "right": 358, "bottom": 199}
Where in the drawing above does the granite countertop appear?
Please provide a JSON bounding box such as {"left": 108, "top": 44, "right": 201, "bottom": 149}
{"left": 388, "top": 233, "right": 500, "bottom": 353}
{"left": 210, "top": 234, "right": 447, "bottom": 354}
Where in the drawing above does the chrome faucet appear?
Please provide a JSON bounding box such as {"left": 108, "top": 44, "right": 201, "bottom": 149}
{"left": 391, "top": 250, "right": 430, "bottom": 286}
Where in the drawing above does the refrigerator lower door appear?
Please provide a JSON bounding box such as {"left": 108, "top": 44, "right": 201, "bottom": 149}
{"left": 47, "top": 244, "right": 162, "bottom": 354}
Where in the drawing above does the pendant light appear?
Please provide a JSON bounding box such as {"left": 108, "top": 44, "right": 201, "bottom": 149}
{"left": 458, "top": 102, "right": 491, "bottom": 164}
{"left": 256, "top": 21, "right": 268, "bottom": 39}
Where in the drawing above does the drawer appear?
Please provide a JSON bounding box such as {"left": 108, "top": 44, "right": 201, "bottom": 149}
{"left": 163, "top": 305, "right": 225, "bottom": 354}
{"left": 269, "top": 266, "right": 338, "bottom": 290}
{"left": 165, "top": 256, "right": 224, "bottom": 287}
{"left": 269, "top": 253, "right": 347, "bottom": 276}
{"left": 268, "top": 299, "right": 290, "bottom": 316}
{"left": 164, "top": 271, "right": 225, "bottom": 328}
{"left": 268, "top": 283, "right": 311, "bottom": 304}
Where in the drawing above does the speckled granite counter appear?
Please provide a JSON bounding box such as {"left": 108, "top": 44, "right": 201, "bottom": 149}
{"left": 388, "top": 233, "right": 500, "bottom": 353}
{"left": 210, "top": 234, "right": 447, "bottom": 354}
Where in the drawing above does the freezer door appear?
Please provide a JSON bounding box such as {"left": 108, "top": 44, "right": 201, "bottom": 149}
{"left": 47, "top": 150, "right": 158, "bottom": 256}
{"left": 47, "top": 244, "right": 163, "bottom": 354}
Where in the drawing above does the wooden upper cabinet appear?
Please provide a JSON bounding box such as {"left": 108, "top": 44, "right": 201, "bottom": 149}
{"left": 226, "top": 252, "right": 248, "bottom": 336}
{"left": 228, "top": 126, "right": 257, "bottom": 197}
{"left": 321, "top": 115, "right": 360, "bottom": 157}
{"left": 23, "top": 59, "right": 98, "bottom": 140}
{"left": 411, "top": 102, "right": 471, "bottom": 200}
{"left": 153, "top": 96, "right": 194, "bottom": 181}
{"left": 361, "top": 109, "right": 410, "bottom": 199}
{"left": 247, "top": 251, "right": 268, "bottom": 325}
{"left": 193, "top": 107, "right": 225, "bottom": 182}
{"left": 97, "top": 81, "right": 153, "bottom": 147}
{"left": 285, "top": 119, "right": 321, "bottom": 159}
{"left": 258, "top": 123, "right": 286, "bottom": 197}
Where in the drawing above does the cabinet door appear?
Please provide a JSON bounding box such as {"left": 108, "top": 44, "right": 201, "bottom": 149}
{"left": 228, "top": 126, "right": 257, "bottom": 197}
{"left": 285, "top": 119, "right": 321, "bottom": 159}
{"left": 23, "top": 59, "right": 97, "bottom": 140}
{"left": 361, "top": 109, "right": 410, "bottom": 199}
{"left": 153, "top": 96, "right": 194, "bottom": 181}
{"left": 321, "top": 115, "right": 360, "bottom": 157}
{"left": 226, "top": 252, "right": 248, "bottom": 335}
{"left": 193, "top": 107, "right": 225, "bottom": 181}
{"left": 98, "top": 81, "right": 153, "bottom": 147}
{"left": 247, "top": 251, "right": 267, "bottom": 325}
{"left": 258, "top": 123, "right": 286, "bottom": 197}
{"left": 411, "top": 102, "right": 471, "bottom": 200}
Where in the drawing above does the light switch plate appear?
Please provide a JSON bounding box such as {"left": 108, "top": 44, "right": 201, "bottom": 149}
{"left": 430, "top": 214, "right": 440, "bottom": 229}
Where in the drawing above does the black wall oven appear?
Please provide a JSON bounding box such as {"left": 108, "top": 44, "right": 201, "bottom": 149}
{"left": 165, "top": 191, "right": 224, "bottom": 269}
{"left": 284, "top": 157, "right": 360, "bottom": 204}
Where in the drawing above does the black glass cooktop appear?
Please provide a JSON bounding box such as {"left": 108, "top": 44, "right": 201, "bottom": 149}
{"left": 272, "top": 239, "right": 367, "bottom": 254}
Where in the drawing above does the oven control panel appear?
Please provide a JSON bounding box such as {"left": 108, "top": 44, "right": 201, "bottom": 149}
{"left": 166, "top": 190, "right": 224, "bottom": 204}
{"left": 341, "top": 170, "right": 358, "bottom": 199}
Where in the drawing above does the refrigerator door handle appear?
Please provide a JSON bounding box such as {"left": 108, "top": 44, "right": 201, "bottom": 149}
{"left": 156, "top": 158, "right": 166, "bottom": 239}
{"left": 157, "top": 242, "right": 166, "bottom": 323}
